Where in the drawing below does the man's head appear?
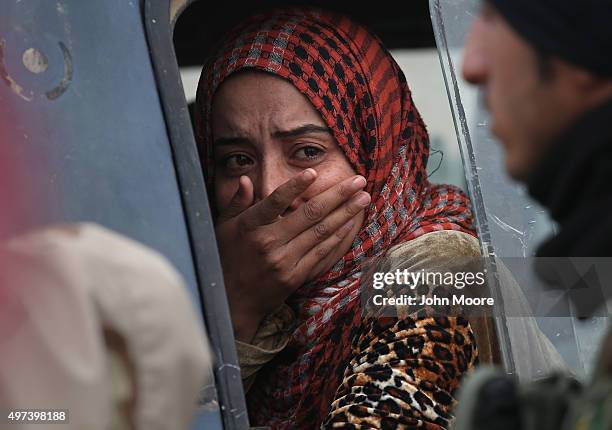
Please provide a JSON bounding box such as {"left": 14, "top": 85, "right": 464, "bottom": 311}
{"left": 462, "top": 1, "right": 612, "bottom": 180}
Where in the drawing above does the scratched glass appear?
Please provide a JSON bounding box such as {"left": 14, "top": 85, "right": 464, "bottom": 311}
{"left": 430, "top": 0, "right": 609, "bottom": 379}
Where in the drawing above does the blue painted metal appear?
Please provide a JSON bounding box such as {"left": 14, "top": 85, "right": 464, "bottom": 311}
{"left": 0, "top": 1, "right": 238, "bottom": 427}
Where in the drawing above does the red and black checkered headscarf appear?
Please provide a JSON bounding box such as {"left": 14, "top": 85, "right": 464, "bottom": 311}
{"left": 195, "top": 8, "right": 475, "bottom": 428}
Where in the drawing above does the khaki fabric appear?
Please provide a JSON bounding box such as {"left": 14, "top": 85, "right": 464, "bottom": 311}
{"left": 0, "top": 223, "right": 211, "bottom": 430}
{"left": 236, "top": 305, "right": 295, "bottom": 393}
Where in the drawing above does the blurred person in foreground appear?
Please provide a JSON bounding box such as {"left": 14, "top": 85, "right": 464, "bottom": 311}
{"left": 462, "top": 0, "right": 612, "bottom": 257}
{"left": 453, "top": 1, "right": 612, "bottom": 429}
{"left": 0, "top": 223, "right": 211, "bottom": 430}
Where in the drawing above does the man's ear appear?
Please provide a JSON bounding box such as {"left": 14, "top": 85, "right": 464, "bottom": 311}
{"left": 578, "top": 71, "right": 612, "bottom": 108}
{"left": 560, "top": 59, "right": 612, "bottom": 91}
{"left": 555, "top": 58, "right": 612, "bottom": 106}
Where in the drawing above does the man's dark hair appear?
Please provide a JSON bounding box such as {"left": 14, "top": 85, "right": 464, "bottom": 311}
{"left": 488, "top": 0, "right": 612, "bottom": 79}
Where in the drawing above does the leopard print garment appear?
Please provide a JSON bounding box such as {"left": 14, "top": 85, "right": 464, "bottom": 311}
{"left": 323, "top": 316, "right": 478, "bottom": 429}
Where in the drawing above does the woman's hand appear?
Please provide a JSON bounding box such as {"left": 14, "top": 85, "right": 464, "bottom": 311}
{"left": 215, "top": 168, "right": 370, "bottom": 342}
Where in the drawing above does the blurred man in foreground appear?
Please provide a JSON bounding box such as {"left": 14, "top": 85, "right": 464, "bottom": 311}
{"left": 455, "top": 1, "right": 612, "bottom": 429}
{"left": 462, "top": 0, "right": 612, "bottom": 257}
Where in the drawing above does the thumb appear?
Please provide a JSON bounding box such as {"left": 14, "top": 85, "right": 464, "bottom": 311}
{"left": 217, "top": 176, "right": 254, "bottom": 222}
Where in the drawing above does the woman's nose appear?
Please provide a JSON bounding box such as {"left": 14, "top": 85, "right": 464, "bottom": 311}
{"left": 258, "top": 169, "right": 287, "bottom": 200}
{"left": 462, "top": 19, "right": 488, "bottom": 85}
{"left": 256, "top": 166, "right": 305, "bottom": 216}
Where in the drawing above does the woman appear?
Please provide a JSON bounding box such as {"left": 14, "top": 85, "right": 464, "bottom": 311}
{"left": 195, "top": 8, "right": 479, "bottom": 428}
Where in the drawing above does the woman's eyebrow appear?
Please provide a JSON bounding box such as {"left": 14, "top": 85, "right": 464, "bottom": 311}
{"left": 213, "top": 136, "right": 252, "bottom": 147}
{"left": 273, "top": 124, "right": 331, "bottom": 139}
{"left": 213, "top": 125, "right": 331, "bottom": 147}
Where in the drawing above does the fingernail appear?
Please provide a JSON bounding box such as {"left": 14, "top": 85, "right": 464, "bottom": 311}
{"left": 355, "top": 192, "right": 371, "bottom": 206}
{"left": 352, "top": 176, "right": 366, "bottom": 188}
{"left": 302, "top": 168, "right": 316, "bottom": 181}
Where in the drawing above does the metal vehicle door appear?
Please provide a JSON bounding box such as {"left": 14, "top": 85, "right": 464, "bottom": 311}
{"left": 0, "top": 1, "right": 249, "bottom": 428}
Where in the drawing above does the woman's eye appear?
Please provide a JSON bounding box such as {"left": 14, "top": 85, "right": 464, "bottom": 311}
{"left": 295, "top": 146, "right": 324, "bottom": 161}
{"left": 223, "top": 154, "right": 254, "bottom": 169}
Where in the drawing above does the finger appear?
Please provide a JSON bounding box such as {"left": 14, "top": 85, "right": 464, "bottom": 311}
{"left": 278, "top": 175, "right": 367, "bottom": 242}
{"left": 286, "top": 190, "right": 370, "bottom": 255}
{"left": 292, "top": 215, "right": 359, "bottom": 279}
{"left": 217, "top": 176, "right": 254, "bottom": 222}
{"left": 243, "top": 168, "right": 317, "bottom": 228}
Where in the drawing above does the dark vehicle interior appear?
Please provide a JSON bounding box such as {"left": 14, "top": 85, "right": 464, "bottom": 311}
{"left": 173, "top": 0, "right": 437, "bottom": 122}
{"left": 173, "top": 1, "right": 436, "bottom": 66}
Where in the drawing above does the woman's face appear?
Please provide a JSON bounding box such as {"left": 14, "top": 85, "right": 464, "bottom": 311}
{"left": 211, "top": 71, "right": 365, "bottom": 278}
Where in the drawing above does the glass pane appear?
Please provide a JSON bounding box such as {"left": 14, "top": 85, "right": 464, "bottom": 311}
{"left": 429, "top": 0, "right": 607, "bottom": 379}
